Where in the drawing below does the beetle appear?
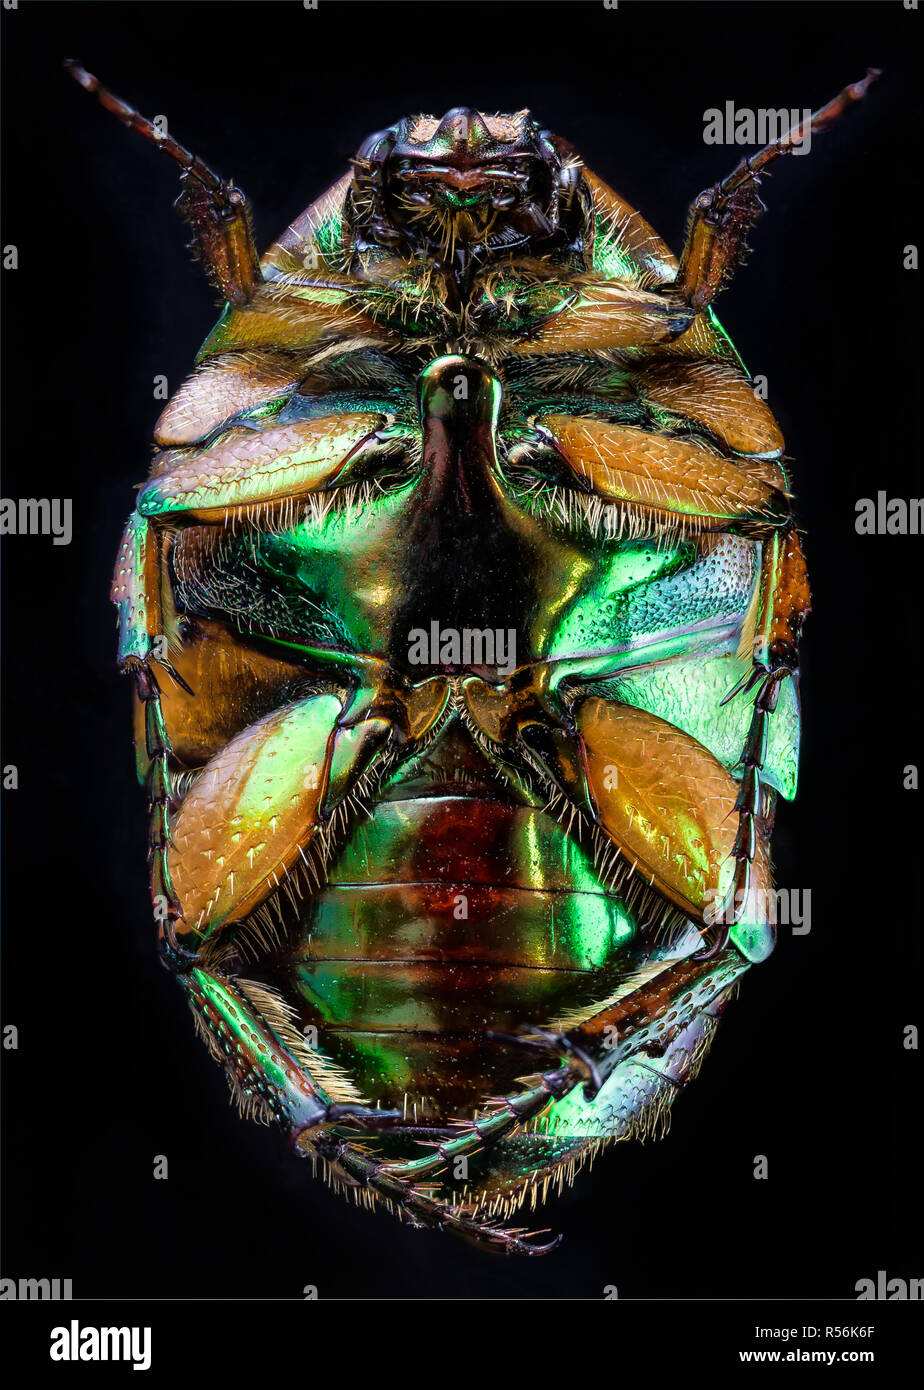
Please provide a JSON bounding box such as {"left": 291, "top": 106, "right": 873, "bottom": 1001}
{"left": 71, "top": 63, "right": 875, "bottom": 1254}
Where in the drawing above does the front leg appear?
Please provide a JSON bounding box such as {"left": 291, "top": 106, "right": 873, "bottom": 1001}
{"left": 65, "top": 62, "right": 262, "bottom": 306}
{"left": 675, "top": 70, "right": 879, "bottom": 313}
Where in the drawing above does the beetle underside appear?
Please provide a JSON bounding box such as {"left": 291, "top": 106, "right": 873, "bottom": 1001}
{"left": 70, "top": 70, "right": 876, "bottom": 1251}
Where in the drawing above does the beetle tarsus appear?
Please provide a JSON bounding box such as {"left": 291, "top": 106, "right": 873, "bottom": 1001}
{"left": 311, "top": 1130, "right": 563, "bottom": 1256}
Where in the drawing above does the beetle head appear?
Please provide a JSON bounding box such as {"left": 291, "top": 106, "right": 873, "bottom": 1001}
{"left": 350, "top": 107, "right": 584, "bottom": 255}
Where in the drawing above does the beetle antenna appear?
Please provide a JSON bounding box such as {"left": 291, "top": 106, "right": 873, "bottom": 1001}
{"left": 64, "top": 60, "right": 262, "bottom": 306}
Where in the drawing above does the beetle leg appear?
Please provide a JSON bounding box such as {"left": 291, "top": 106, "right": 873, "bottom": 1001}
{"left": 186, "top": 968, "right": 562, "bottom": 1253}
{"left": 182, "top": 968, "right": 402, "bottom": 1135}
{"left": 187, "top": 915, "right": 744, "bottom": 1250}
{"left": 697, "top": 526, "right": 810, "bottom": 957}
{"left": 112, "top": 513, "right": 191, "bottom": 691}
{"left": 675, "top": 70, "right": 879, "bottom": 313}
{"left": 134, "top": 661, "right": 200, "bottom": 971}
{"left": 181, "top": 962, "right": 562, "bottom": 1252}
{"left": 65, "top": 62, "right": 261, "bottom": 305}
{"left": 378, "top": 1062, "right": 582, "bottom": 1185}
{"left": 381, "top": 956, "right": 742, "bottom": 1184}
{"left": 365, "top": 950, "right": 745, "bottom": 1213}
{"left": 112, "top": 513, "right": 199, "bottom": 968}
{"left": 695, "top": 671, "right": 784, "bottom": 958}
{"left": 311, "top": 1132, "right": 562, "bottom": 1256}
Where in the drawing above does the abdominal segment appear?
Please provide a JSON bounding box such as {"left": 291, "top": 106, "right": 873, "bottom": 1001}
{"left": 242, "top": 793, "right": 638, "bottom": 1114}
{"left": 161, "top": 679, "right": 772, "bottom": 1120}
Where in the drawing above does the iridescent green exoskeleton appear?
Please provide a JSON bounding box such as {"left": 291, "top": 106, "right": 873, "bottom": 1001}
{"left": 73, "top": 63, "right": 875, "bottom": 1253}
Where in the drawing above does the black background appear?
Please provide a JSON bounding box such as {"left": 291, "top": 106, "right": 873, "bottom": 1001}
{"left": 2, "top": 0, "right": 922, "bottom": 1310}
